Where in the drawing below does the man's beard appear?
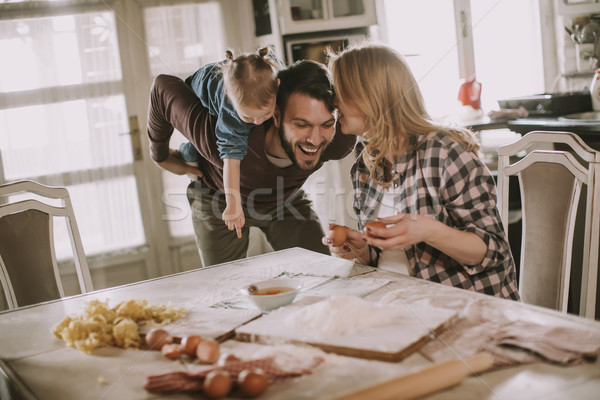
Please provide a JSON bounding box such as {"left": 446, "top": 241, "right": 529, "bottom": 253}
{"left": 278, "top": 124, "right": 330, "bottom": 171}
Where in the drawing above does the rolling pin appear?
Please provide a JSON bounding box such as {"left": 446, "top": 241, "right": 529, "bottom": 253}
{"left": 332, "top": 352, "right": 495, "bottom": 400}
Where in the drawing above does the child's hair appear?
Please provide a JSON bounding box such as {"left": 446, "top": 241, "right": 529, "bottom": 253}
{"left": 220, "top": 47, "right": 280, "bottom": 109}
{"left": 328, "top": 43, "right": 480, "bottom": 186}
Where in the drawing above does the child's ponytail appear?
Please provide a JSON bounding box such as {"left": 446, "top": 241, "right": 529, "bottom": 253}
{"left": 258, "top": 47, "right": 270, "bottom": 59}
{"left": 220, "top": 47, "right": 280, "bottom": 108}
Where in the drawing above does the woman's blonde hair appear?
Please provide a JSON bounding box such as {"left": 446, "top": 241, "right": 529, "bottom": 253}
{"left": 221, "top": 47, "right": 280, "bottom": 108}
{"left": 328, "top": 43, "right": 480, "bottom": 186}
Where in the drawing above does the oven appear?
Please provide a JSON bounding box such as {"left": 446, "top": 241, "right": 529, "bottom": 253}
{"left": 284, "top": 30, "right": 367, "bottom": 65}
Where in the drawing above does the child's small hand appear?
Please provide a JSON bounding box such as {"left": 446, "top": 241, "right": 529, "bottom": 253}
{"left": 222, "top": 199, "right": 245, "bottom": 238}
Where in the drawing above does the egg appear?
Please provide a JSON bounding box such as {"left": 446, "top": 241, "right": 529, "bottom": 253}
{"left": 144, "top": 328, "right": 173, "bottom": 350}
{"left": 181, "top": 335, "right": 204, "bottom": 357}
{"left": 196, "top": 338, "right": 220, "bottom": 364}
{"left": 329, "top": 225, "right": 347, "bottom": 246}
{"left": 237, "top": 368, "right": 269, "bottom": 397}
{"left": 161, "top": 343, "right": 182, "bottom": 360}
{"left": 203, "top": 370, "right": 232, "bottom": 398}
{"left": 217, "top": 352, "right": 242, "bottom": 366}
{"left": 364, "top": 220, "right": 388, "bottom": 239}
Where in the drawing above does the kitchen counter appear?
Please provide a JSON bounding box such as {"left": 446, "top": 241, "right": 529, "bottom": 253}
{"left": 507, "top": 117, "right": 600, "bottom": 140}
{"left": 463, "top": 116, "right": 600, "bottom": 147}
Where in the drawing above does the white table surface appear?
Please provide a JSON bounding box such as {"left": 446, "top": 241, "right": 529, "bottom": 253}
{"left": 1, "top": 247, "right": 599, "bottom": 400}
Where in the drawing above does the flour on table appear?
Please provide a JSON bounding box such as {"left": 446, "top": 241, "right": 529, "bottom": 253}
{"left": 283, "top": 295, "right": 404, "bottom": 338}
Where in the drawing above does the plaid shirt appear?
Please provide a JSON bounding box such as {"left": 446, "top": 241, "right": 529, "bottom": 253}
{"left": 352, "top": 132, "right": 520, "bottom": 300}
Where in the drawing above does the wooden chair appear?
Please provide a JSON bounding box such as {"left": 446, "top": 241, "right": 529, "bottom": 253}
{"left": 497, "top": 131, "right": 600, "bottom": 319}
{"left": 0, "top": 180, "right": 94, "bottom": 310}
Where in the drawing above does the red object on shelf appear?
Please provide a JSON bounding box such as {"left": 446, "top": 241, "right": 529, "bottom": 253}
{"left": 458, "top": 77, "right": 482, "bottom": 110}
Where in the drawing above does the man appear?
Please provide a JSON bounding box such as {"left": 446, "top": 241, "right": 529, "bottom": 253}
{"left": 147, "top": 60, "right": 356, "bottom": 266}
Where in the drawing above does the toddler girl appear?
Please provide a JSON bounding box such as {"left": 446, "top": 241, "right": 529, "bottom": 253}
{"left": 180, "top": 47, "right": 281, "bottom": 238}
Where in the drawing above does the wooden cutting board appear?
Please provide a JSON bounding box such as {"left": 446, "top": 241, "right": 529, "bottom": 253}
{"left": 235, "top": 297, "right": 458, "bottom": 362}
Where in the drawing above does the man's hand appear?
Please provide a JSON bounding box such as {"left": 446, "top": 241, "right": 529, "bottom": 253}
{"left": 156, "top": 149, "right": 203, "bottom": 179}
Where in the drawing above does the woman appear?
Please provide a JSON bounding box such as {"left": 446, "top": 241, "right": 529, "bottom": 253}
{"left": 324, "top": 43, "right": 519, "bottom": 300}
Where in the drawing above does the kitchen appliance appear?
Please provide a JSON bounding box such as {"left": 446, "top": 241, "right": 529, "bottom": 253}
{"left": 284, "top": 31, "right": 366, "bottom": 64}
{"left": 497, "top": 91, "right": 593, "bottom": 117}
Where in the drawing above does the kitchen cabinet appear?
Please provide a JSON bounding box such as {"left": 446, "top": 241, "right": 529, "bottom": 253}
{"left": 275, "top": 0, "right": 377, "bottom": 35}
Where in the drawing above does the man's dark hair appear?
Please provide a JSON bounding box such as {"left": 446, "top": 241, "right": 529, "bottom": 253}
{"left": 276, "top": 60, "right": 336, "bottom": 115}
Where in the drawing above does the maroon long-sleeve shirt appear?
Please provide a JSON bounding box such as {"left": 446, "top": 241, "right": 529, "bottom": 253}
{"left": 147, "top": 74, "right": 356, "bottom": 209}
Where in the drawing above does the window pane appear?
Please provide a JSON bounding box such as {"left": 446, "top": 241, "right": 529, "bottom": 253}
{"left": 0, "top": 11, "right": 122, "bottom": 92}
{"left": 0, "top": 6, "right": 145, "bottom": 258}
{"left": 144, "top": 2, "right": 226, "bottom": 237}
{"left": 0, "top": 95, "right": 131, "bottom": 180}
{"left": 381, "top": 0, "right": 459, "bottom": 118}
{"left": 471, "top": 0, "right": 545, "bottom": 111}
{"left": 7, "top": 176, "right": 145, "bottom": 259}
{"left": 66, "top": 178, "right": 145, "bottom": 257}
{"left": 145, "top": 2, "right": 226, "bottom": 77}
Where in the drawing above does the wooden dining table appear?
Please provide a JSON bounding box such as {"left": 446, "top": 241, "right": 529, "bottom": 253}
{"left": 1, "top": 247, "right": 599, "bottom": 400}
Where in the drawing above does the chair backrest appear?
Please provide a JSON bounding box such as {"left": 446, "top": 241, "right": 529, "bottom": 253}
{"left": 497, "top": 131, "right": 599, "bottom": 319}
{"left": 0, "top": 180, "right": 93, "bottom": 310}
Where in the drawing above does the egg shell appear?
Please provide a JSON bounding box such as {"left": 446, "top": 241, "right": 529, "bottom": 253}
{"left": 217, "top": 352, "right": 242, "bottom": 366}
{"left": 329, "top": 225, "right": 347, "bottom": 246}
{"left": 364, "top": 220, "right": 387, "bottom": 239}
{"left": 196, "top": 339, "right": 220, "bottom": 364}
{"left": 237, "top": 368, "right": 269, "bottom": 397}
{"left": 181, "top": 335, "right": 204, "bottom": 357}
{"left": 145, "top": 328, "right": 173, "bottom": 350}
{"left": 203, "top": 370, "right": 232, "bottom": 398}
{"left": 161, "top": 343, "right": 182, "bottom": 360}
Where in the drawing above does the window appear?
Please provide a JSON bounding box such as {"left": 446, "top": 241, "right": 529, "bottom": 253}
{"left": 0, "top": 0, "right": 227, "bottom": 266}
{"left": 143, "top": 2, "right": 226, "bottom": 238}
{"left": 380, "top": 0, "right": 545, "bottom": 117}
{"left": 0, "top": 8, "right": 144, "bottom": 259}
{"left": 381, "top": 0, "right": 459, "bottom": 118}
{"left": 471, "top": 0, "right": 545, "bottom": 111}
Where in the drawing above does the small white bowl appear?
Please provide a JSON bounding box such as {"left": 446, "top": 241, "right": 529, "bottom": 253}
{"left": 240, "top": 278, "right": 301, "bottom": 312}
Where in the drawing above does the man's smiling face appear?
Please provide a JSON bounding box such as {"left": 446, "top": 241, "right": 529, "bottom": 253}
{"left": 275, "top": 92, "right": 336, "bottom": 170}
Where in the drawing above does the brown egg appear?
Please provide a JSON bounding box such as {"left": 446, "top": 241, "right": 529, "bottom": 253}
{"left": 237, "top": 368, "right": 269, "bottom": 397}
{"left": 196, "top": 338, "right": 220, "bottom": 364}
{"left": 329, "top": 225, "right": 347, "bottom": 246}
{"left": 203, "top": 370, "right": 232, "bottom": 398}
{"left": 161, "top": 343, "right": 182, "bottom": 360}
{"left": 145, "top": 328, "right": 173, "bottom": 350}
{"left": 217, "top": 352, "right": 242, "bottom": 366}
{"left": 181, "top": 335, "right": 204, "bottom": 357}
{"left": 364, "top": 221, "right": 387, "bottom": 239}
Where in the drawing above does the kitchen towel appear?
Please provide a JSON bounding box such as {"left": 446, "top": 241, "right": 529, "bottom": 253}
{"left": 419, "top": 299, "right": 600, "bottom": 367}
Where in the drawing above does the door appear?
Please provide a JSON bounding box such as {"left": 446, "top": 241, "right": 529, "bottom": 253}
{"left": 0, "top": 0, "right": 228, "bottom": 290}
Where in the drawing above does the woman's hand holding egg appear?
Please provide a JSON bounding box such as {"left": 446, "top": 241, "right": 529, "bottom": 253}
{"left": 322, "top": 223, "right": 371, "bottom": 264}
{"left": 364, "top": 214, "right": 429, "bottom": 251}
{"left": 328, "top": 224, "right": 348, "bottom": 246}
